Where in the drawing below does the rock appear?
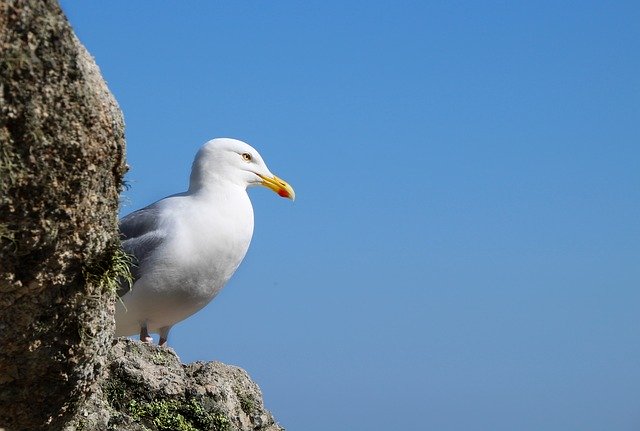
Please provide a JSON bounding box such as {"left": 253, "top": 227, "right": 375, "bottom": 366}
{"left": 65, "top": 338, "right": 284, "bottom": 431}
{"left": 0, "top": 0, "right": 127, "bottom": 429}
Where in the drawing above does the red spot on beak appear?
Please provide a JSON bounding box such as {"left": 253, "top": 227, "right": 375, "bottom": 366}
{"left": 278, "top": 189, "right": 290, "bottom": 198}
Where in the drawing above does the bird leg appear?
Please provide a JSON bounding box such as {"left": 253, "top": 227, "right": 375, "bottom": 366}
{"left": 139, "top": 325, "right": 153, "bottom": 343}
{"left": 158, "top": 326, "right": 171, "bottom": 346}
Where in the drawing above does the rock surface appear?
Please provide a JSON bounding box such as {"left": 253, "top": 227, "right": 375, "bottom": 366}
{"left": 1, "top": 0, "right": 127, "bottom": 429}
{"left": 65, "top": 338, "right": 284, "bottom": 431}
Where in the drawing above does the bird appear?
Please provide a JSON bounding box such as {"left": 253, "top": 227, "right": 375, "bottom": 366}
{"left": 115, "top": 138, "right": 295, "bottom": 345}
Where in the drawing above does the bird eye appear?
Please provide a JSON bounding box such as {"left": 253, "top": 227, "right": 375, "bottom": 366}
{"left": 241, "top": 153, "right": 252, "bottom": 162}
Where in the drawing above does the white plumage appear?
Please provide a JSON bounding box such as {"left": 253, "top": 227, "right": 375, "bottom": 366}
{"left": 115, "top": 138, "right": 294, "bottom": 345}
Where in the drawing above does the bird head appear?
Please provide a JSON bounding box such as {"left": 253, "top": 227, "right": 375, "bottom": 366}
{"left": 189, "top": 138, "right": 295, "bottom": 200}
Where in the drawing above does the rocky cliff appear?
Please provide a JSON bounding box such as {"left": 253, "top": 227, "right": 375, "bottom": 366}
{"left": 65, "top": 339, "right": 283, "bottom": 431}
{"left": 1, "top": 0, "right": 127, "bottom": 429}
{"left": 0, "top": 1, "right": 283, "bottom": 430}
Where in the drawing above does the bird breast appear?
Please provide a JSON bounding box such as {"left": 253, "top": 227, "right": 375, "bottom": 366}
{"left": 154, "top": 192, "right": 254, "bottom": 303}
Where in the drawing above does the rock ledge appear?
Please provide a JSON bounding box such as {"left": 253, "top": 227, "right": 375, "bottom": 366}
{"left": 66, "top": 338, "right": 283, "bottom": 431}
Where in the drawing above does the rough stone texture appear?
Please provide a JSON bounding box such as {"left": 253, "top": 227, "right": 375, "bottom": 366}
{"left": 0, "top": 1, "right": 127, "bottom": 430}
{"left": 65, "top": 338, "right": 284, "bottom": 431}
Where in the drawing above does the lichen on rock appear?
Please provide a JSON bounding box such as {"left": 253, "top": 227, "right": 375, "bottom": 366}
{"left": 0, "top": 0, "right": 127, "bottom": 429}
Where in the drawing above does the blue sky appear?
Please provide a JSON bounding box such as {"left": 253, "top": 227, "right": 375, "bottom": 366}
{"left": 61, "top": 2, "right": 640, "bottom": 429}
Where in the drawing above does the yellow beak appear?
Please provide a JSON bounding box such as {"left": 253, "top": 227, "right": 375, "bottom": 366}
{"left": 259, "top": 174, "right": 295, "bottom": 200}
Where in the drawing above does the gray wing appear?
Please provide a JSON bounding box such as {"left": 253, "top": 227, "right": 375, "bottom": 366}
{"left": 118, "top": 206, "right": 166, "bottom": 297}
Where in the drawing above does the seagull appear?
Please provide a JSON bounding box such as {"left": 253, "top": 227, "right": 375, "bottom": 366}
{"left": 115, "top": 138, "right": 294, "bottom": 345}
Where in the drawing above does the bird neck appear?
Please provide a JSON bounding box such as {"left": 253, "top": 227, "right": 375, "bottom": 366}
{"left": 188, "top": 178, "right": 247, "bottom": 201}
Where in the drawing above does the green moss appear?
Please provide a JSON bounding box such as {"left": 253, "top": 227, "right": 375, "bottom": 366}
{"left": 238, "top": 393, "right": 255, "bottom": 415}
{"left": 233, "top": 385, "right": 256, "bottom": 415}
{"left": 128, "top": 398, "right": 230, "bottom": 431}
{"left": 150, "top": 351, "right": 171, "bottom": 366}
{"left": 104, "top": 377, "right": 128, "bottom": 411}
{"left": 0, "top": 146, "right": 20, "bottom": 188}
{"left": 83, "top": 243, "right": 134, "bottom": 296}
{"left": 128, "top": 342, "right": 143, "bottom": 356}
